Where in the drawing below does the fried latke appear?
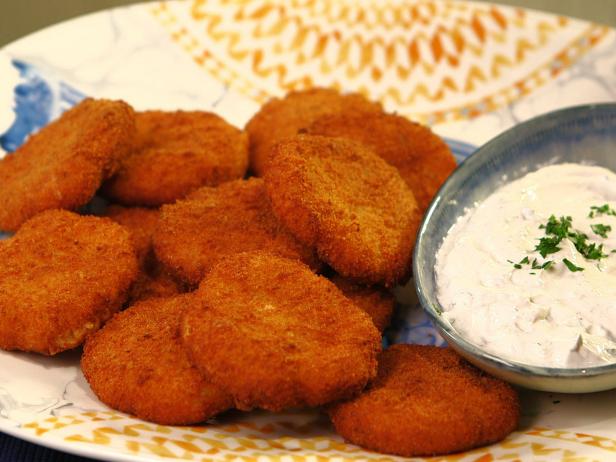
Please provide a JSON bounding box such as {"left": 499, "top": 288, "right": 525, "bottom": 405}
{"left": 82, "top": 294, "right": 232, "bottom": 425}
{"left": 182, "top": 251, "right": 381, "bottom": 411}
{"left": 154, "top": 178, "right": 320, "bottom": 286}
{"left": 0, "top": 98, "right": 135, "bottom": 231}
{"left": 0, "top": 210, "right": 138, "bottom": 355}
{"left": 329, "top": 345, "right": 520, "bottom": 457}
{"left": 305, "top": 111, "right": 457, "bottom": 214}
{"left": 265, "top": 134, "right": 420, "bottom": 287}
{"left": 245, "top": 88, "right": 382, "bottom": 176}
{"left": 331, "top": 275, "right": 394, "bottom": 332}
{"left": 102, "top": 111, "right": 249, "bottom": 206}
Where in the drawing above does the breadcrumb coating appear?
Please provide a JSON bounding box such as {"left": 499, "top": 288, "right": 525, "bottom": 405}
{"left": 329, "top": 345, "right": 520, "bottom": 457}
{"left": 182, "top": 251, "right": 381, "bottom": 411}
{"left": 0, "top": 210, "right": 138, "bottom": 355}
{"left": 82, "top": 294, "right": 232, "bottom": 424}
{"left": 265, "top": 134, "right": 420, "bottom": 287}
{"left": 0, "top": 98, "right": 136, "bottom": 231}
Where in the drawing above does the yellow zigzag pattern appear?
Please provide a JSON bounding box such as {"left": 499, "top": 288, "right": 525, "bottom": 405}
{"left": 192, "top": 0, "right": 558, "bottom": 84}
{"left": 529, "top": 427, "right": 616, "bottom": 452}
{"left": 22, "top": 411, "right": 616, "bottom": 461}
{"left": 213, "top": 0, "right": 505, "bottom": 32}
{"left": 151, "top": 0, "right": 609, "bottom": 123}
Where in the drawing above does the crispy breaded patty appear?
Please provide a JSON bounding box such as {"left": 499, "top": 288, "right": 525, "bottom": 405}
{"left": 0, "top": 98, "right": 135, "bottom": 231}
{"left": 245, "top": 88, "right": 382, "bottom": 176}
{"left": 153, "top": 178, "right": 320, "bottom": 286}
{"left": 82, "top": 294, "right": 232, "bottom": 424}
{"left": 265, "top": 135, "right": 420, "bottom": 287}
{"left": 102, "top": 111, "right": 249, "bottom": 206}
{"left": 182, "top": 251, "right": 381, "bottom": 411}
{"left": 329, "top": 345, "right": 520, "bottom": 457}
{"left": 331, "top": 275, "right": 394, "bottom": 333}
{"left": 305, "top": 111, "right": 457, "bottom": 214}
{"left": 0, "top": 210, "right": 138, "bottom": 355}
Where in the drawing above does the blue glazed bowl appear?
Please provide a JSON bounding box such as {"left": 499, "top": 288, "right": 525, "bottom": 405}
{"left": 414, "top": 104, "right": 616, "bottom": 393}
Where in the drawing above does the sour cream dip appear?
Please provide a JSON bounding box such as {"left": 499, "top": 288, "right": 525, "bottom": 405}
{"left": 435, "top": 163, "right": 616, "bottom": 368}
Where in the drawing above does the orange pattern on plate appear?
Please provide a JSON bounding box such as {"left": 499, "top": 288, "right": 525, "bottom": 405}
{"left": 19, "top": 411, "right": 616, "bottom": 461}
{"left": 150, "top": 0, "right": 609, "bottom": 124}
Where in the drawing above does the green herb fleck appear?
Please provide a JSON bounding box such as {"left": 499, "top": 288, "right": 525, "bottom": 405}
{"left": 570, "top": 232, "right": 607, "bottom": 260}
{"left": 589, "top": 204, "right": 616, "bottom": 218}
{"left": 531, "top": 258, "right": 554, "bottom": 270}
{"left": 591, "top": 223, "right": 612, "bottom": 238}
{"left": 510, "top": 213, "right": 611, "bottom": 271}
{"left": 539, "top": 215, "right": 572, "bottom": 238}
{"left": 509, "top": 256, "right": 530, "bottom": 269}
{"left": 563, "top": 258, "right": 584, "bottom": 272}
{"left": 535, "top": 236, "right": 562, "bottom": 258}
{"left": 536, "top": 215, "right": 608, "bottom": 261}
{"left": 534, "top": 215, "right": 575, "bottom": 257}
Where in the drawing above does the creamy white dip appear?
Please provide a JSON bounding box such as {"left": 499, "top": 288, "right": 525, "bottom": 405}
{"left": 435, "top": 163, "right": 616, "bottom": 368}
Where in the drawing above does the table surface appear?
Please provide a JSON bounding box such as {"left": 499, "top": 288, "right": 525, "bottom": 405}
{"left": 1, "top": 1, "right": 616, "bottom": 462}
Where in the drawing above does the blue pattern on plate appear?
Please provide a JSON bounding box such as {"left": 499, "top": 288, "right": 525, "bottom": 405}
{"left": 0, "top": 59, "right": 85, "bottom": 153}
{"left": 444, "top": 137, "right": 476, "bottom": 162}
{"left": 388, "top": 139, "right": 473, "bottom": 347}
{"left": 0, "top": 58, "right": 476, "bottom": 348}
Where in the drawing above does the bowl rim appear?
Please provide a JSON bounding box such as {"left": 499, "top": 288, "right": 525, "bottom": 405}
{"left": 413, "top": 102, "right": 616, "bottom": 379}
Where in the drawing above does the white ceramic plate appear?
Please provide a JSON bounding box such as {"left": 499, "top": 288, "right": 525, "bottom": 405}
{"left": 2, "top": 1, "right": 616, "bottom": 460}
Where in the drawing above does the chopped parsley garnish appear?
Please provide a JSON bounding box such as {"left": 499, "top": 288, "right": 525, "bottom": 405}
{"left": 510, "top": 213, "right": 612, "bottom": 273}
{"left": 581, "top": 242, "right": 606, "bottom": 260}
{"left": 509, "top": 256, "right": 553, "bottom": 272}
{"left": 531, "top": 258, "right": 553, "bottom": 270}
{"left": 508, "top": 256, "right": 529, "bottom": 269}
{"left": 534, "top": 215, "right": 571, "bottom": 257}
{"left": 569, "top": 231, "right": 607, "bottom": 260}
{"left": 563, "top": 258, "right": 584, "bottom": 272}
{"left": 535, "top": 236, "right": 562, "bottom": 258}
{"left": 591, "top": 223, "right": 612, "bottom": 238}
{"left": 589, "top": 204, "right": 616, "bottom": 218}
{"left": 539, "top": 215, "right": 572, "bottom": 239}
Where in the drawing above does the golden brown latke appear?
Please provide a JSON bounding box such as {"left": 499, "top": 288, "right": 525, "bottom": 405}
{"left": 331, "top": 275, "right": 394, "bottom": 333}
{"left": 82, "top": 294, "right": 232, "bottom": 425}
{"left": 245, "top": 88, "right": 382, "bottom": 176}
{"left": 305, "top": 111, "right": 457, "bottom": 214}
{"left": 101, "top": 111, "right": 249, "bottom": 206}
{"left": 0, "top": 210, "right": 138, "bottom": 355}
{"left": 153, "top": 178, "right": 320, "bottom": 286}
{"left": 0, "top": 98, "right": 135, "bottom": 231}
{"left": 265, "top": 134, "right": 420, "bottom": 287}
{"left": 329, "top": 345, "right": 520, "bottom": 457}
{"left": 182, "top": 251, "right": 381, "bottom": 411}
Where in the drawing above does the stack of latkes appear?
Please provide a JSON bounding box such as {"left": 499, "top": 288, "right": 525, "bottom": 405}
{"left": 0, "top": 90, "right": 518, "bottom": 457}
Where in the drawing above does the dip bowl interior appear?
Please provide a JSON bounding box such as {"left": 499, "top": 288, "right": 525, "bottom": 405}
{"left": 414, "top": 103, "right": 616, "bottom": 393}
